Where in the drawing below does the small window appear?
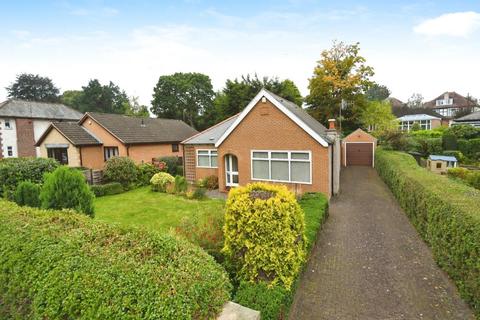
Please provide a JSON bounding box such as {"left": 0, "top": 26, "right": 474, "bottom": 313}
{"left": 104, "top": 147, "right": 119, "bottom": 161}
{"left": 171, "top": 144, "right": 179, "bottom": 152}
{"left": 4, "top": 119, "right": 11, "bottom": 129}
{"left": 47, "top": 148, "right": 68, "bottom": 165}
{"left": 436, "top": 163, "right": 442, "bottom": 169}
{"left": 7, "top": 146, "right": 13, "bottom": 157}
{"left": 197, "top": 149, "right": 217, "bottom": 168}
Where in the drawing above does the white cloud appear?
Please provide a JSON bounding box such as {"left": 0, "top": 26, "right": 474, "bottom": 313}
{"left": 414, "top": 11, "right": 480, "bottom": 37}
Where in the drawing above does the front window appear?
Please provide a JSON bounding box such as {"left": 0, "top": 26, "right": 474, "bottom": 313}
{"left": 104, "top": 147, "right": 119, "bottom": 161}
{"left": 251, "top": 150, "right": 311, "bottom": 184}
{"left": 197, "top": 149, "right": 218, "bottom": 168}
{"left": 171, "top": 144, "right": 179, "bottom": 152}
{"left": 47, "top": 148, "right": 68, "bottom": 165}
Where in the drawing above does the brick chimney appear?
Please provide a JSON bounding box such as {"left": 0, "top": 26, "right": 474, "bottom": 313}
{"left": 328, "top": 119, "right": 336, "bottom": 130}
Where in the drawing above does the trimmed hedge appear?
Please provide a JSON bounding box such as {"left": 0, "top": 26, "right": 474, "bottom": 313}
{"left": 375, "top": 149, "right": 480, "bottom": 316}
{"left": 0, "top": 201, "right": 231, "bottom": 319}
{"left": 90, "top": 182, "right": 124, "bottom": 197}
{"left": 233, "top": 191, "right": 328, "bottom": 320}
{"left": 0, "top": 157, "right": 58, "bottom": 197}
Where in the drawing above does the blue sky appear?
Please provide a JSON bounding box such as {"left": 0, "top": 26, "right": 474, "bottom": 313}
{"left": 1, "top": 0, "right": 480, "bottom": 105}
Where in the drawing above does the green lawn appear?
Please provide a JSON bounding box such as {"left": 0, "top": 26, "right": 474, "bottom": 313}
{"left": 94, "top": 186, "right": 225, "bottom": 233}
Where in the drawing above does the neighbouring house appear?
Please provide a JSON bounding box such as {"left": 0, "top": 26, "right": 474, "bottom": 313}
{"left": 387, "top": 97, "right": 405, "bottom": 108}
{"left": 392, "top": 106, "right": 446, "bottom": 131}
{"left": 341, "top": 128, "right": 377, "bottom": 167}
{"left": 36, "top": 112, "right": 197, "bottom": 169}
{"left": 0, "top": 99, "right": 83, "bottom": 159}
{"left": 452, "top": 111, "right": 480, "bottom": 128}
{"left": 182, "top": 89, "right": 341, "bottom": 198}
{"left": 424, "top": 92, "right": 478, "bottom": 119}
{"left": 426, "top": 155, "right": 457, "bottom": 174}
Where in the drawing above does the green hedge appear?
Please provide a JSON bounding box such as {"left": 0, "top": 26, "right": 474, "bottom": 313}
{"left": 90, "top": 182, "right": 125, "bottom": 197}
{"left": 0, "top": 157, "right": 59, "bottom": 197}
{"left": 234, "top": 192, "right": 328, "bottom": 320}
{"left": 0, "top": 201, "right": 231, "bottom": 319}
{"left": 375, "top": 149, "right": 480, "bottom": 316}
{"left": 458, "top": 138, "right": 480, "bottom": 160}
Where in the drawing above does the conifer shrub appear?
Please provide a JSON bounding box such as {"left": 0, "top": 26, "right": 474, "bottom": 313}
{"left": 40, "top": 166, "right": 94, "bottom": 217}
{"left": 14, "top": 181, "right": 41, "bottom": 208}
{"left": 223, "top": 182, "right": 306, "bottom": 289}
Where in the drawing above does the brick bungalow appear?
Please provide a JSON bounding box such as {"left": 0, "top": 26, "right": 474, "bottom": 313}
{"left": 36, "top": 112, "right": 197, "bottom": 169}
{"left": 182, "top": 89, "right": 341, "bottom": 198}
{"left": 0, "top": 99, "right": 83, "bottom": 159}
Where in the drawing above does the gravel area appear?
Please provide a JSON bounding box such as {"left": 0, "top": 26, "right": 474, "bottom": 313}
{"left": 289, "top": 167, "right": 474, "bottom": 320}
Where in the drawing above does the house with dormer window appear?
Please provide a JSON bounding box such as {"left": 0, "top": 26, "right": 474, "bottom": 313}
{"left": 424, "top": 92, "right": 477, "bottom": 119}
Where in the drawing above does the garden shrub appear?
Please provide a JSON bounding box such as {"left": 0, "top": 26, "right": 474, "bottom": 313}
{"left": 409, "top": 128, "right": 445, "bottom": 138}
{"left": 136, "top": 163, "right": 160, "bottom": 186}
{"left": 378, "top": 129, "right": 408, "bottom": 151}
{"left": 204, "top": 175, "right": 219, "bottom": 190}
{"left": 40, "top": 166, "right": 94, "bottom": 217}
{"left": 174, "top": 175, "right": 188, "bottom": 194}
{"left": 458, "top": 138, "right": 480, "bottom": 160}
{"left": 223, "top": 183, "right": 306, "bottom": 289}
{"left": 442, "top": 133, "right": 458, "bottom": 151}
{"left": 466, "top": 171, "right": 480, "bottom": 190}
{"left": 0, "top": 201, "right": 231, "bottom": 319}
{"left": 150, "top": 172, "right": 175, "bottom": 192}
{"left": 189, "top": 187, "right": 206, "bottom": 200}
{"left": 103, "top": 156, "right": 138, "bottom": 188}
{"left": 234, "top": 281, "right": 289, "bottom": 320}
{"left": 0, "top": 157, "right": 58, "bottom": 198}
{"left": 176, "top": 165, "right": 184, "bottom": 176}
{"left": 14, "top": 181, "right": 41, "bottom": 208}
{"left": 375, "top": 149, "right": 480, "bottom": 316}
{"left": 447, "top": 124, "right": 480, "bottom": 139}
{"left": 443, "top": 150, "right": 464, "bottom": 163}
{"left": 157, "top": 156, "right": 181, "bottom": 176}
{"left": 90, "top": 182, "right": 124, "bottom": 197}
{"left": 447, "top": 167, "right": 470, "bottom": 180}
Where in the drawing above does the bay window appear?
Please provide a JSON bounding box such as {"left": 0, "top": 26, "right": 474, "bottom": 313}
{"left": 197, "top": 149, "right": 218, "bottom": 168}
{"left": 251, "top": 150, "right": 311, "bottom": 184}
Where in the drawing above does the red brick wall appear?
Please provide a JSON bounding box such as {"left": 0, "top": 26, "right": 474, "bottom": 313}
{"left": 15, "top": 118, "right": 36, "bottom": 157}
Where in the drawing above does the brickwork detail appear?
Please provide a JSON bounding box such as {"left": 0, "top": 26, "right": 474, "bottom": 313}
{"left": 15, "top": 118, "right": 36, "bottom": 157}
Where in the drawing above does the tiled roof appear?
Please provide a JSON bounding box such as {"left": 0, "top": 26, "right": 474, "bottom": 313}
{"left": 454, "top": 111, "right": 480, "bottom": 122}
{"left": 35, "top": 122, "right": 102, "bottom": 146}
{"left": 82, "top": 112, "right": 198, "bottom": 144}
{"left": 0, "top": 99, "right": 82, "bottom": 120}
{"left": 424, "top": 92, "right": 475, "bottom": 109}
{"left": 182, "top": 114, "right": 239, "bottom": 145}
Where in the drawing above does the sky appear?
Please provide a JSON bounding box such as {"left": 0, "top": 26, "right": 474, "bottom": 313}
{"left": 1, "top": 0, "right": 480, "bottom": 106}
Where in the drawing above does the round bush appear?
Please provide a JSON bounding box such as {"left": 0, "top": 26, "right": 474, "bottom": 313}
{"left": 0, "top": 201, "right": 232, "bottom": 319}
{"left": 40, "top": 166, "right": 94, "bottom": 217}
{"left": 103, "top": 157, "right": 138, "bottom": 188}
{"left": 222, "top": 182, "right": 306, "bottom": 289}
{"left": 136, "top": 163, "right": 160, "bottom": 186}
{"left": 14, "top": 181, "right": 41, "bottom": 208}
{"left": 150, "top": 172, "right": 175, "bottom": 192}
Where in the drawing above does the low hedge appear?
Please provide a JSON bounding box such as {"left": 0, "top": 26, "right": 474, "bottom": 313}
{"left": 375, "top": 149, "right": 480, "bottom": 316}
{"left": 234, "top": 191, "right": 328, "bottom": 320}
{"left": 90, "top": 182, "right": 125, "bottom": 197}
{"left": 0, "top": 201, "right": 231, "bottom": 319}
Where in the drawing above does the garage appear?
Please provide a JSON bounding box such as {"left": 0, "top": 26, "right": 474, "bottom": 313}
{"left": 342, "top": 129, "right": 377, "bottom": 167}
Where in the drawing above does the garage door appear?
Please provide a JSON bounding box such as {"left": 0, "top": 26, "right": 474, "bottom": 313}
{"left": 346, "top": 143, "right": 373, "bottom": 166}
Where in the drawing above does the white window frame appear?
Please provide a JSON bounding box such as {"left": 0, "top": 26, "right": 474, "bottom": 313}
{"left": 196, "top": 149, "right": 218, "bottom": 168}
{"left": 250, "top": 150, "right": 312, "bottom": 185}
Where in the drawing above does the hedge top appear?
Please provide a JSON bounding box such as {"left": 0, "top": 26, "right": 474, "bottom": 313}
{"left": 0, "top": 201, "right": 231, "bottom": 319}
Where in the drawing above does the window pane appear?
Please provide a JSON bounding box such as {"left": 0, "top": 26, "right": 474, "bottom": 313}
{"left": 198, "top": 155, "right": 210, "bottom": 166}
{"left": 211, "top": 155, "right": 218, "bottom": 167}
{"left": 211, "top": 150, "right": 218, "bottom": 155}
{"left": 232, "top": 174, "right": 239, "bottom": 184}
{"left": 252, "top": 160, "right": 269, "bottom": 179}
{"left": 232, "top": 155, "right": 238, "bottom": 171}
{"left": 271, "top": 152, "right": 288, "bottom": 159}
{"left": 198, "top": 150, "right": 209, "bottom": 155}
{"left": 252, "top": 152, "right": 268, "bottom": 158}
{"left": 291, "top": 152, "right": 309, "bottom": 160}
{"left": 291, "top": 162, "right": 310, "bottom": 183}
{"left": 271, "top": 161, "right": 289, "bottom": 181}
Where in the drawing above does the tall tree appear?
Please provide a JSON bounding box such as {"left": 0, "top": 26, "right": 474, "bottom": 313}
{"left": 77, "top": 79, "right": 129, "bottom": 114}
{"left": 151, "top": 72, "right": 214, "bottom": 129}
{"left": 366, "top": 83, "right": 391, "bottom": 101}
{"left": 305, "top": 41, "right": 374, "bottom": 131}
{"left": 6, "top": 73, "right": 60, "bottom": 102}
{"left": 211, "top": 74, "right": 303, "bottom": 127}
{"left": 407, "top": 93, "right": 424, "bottom": 108}
{"left": 359, "top": 100, "right": 397, "bottom": 136}
{"left": 60, "top": 90, "right": 83, "bottom": 109}
{"left": 125, "top": 96, "right": 150, "bottom": 117}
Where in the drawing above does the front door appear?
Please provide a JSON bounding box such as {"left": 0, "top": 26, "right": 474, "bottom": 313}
{"left": 225, "top": 154, "right": 239, "bottom": 187}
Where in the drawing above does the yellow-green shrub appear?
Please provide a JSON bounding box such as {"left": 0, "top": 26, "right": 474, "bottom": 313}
{"left": 150, "top": 172, "right": 174, "bottom": 192}
{"left": 222, "top": 183, "right": 306, "bottom": 289}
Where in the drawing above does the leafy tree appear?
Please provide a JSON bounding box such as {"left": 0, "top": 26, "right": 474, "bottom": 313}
{"left": 306, "top": 41, "right": 374, "bottom": 131}
{"left": 125, "top": 96, "right": 150, "bottom": 117}
{"left": 359, "top": 100, "right": 397, "bottom": 135}
{"left": 151, "top": 72, "right": 215, "bottom": 129}
{"left": 366, "top": 83, "right": 391, "bottom": 101}
{"left": 6, "top": 73, "right": 60, "bottom": 102}
{"left": 211, "top": 74, "right": 303, "bottom": 128}
{"left": 76, "top": 79, "right": 129, "bottom": 114}
{"left": 407, "top": 93, "right": 424, "bottom": 108}
{"left": 60, "top": 90, "right": 83, "bottom": 109}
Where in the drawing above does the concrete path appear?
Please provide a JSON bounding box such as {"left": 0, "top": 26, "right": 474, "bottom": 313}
{"left": 289, "top": 167, "right": 474, "bottom": 320}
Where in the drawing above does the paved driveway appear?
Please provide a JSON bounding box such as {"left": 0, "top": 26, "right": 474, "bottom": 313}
{"left": 289, "top": 167, "right": 474, "bottom": 320}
